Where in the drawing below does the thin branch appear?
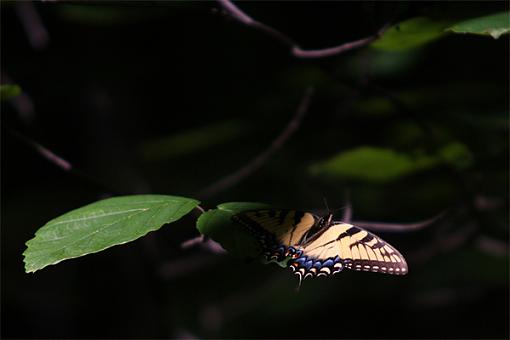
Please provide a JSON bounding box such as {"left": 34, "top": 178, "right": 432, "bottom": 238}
{"left": 291, "top": 25, "right": 389, "bottom": 59}
{"left": 217, "top": 0, "right": 390, "bottom": 59}
{"left": 181, "top": 235, "right": 205, "bottom": 249}
{"left": 10, "top": 130, "right": 73, "bottom": 171}
{"left": 408, "top": 223, "right": 477, "bottom": 263}
{"left": 200, "top": 239, "right": 227, "bottom": 254}
{"left": 181, "top": 235, "right": 226, "bottom": 255}
{"left": 218, "top": 0, "right": 296, "bottom": 47}
{"left": 198, "top": 86, "right": 314, "bottom": 198}
{"left": 475, "top": 235, "right": 509, "bottom": 257}
{"left": 352, "top": 212, "right": 444, "bottom": 233}
{"left": 9, "top": 130, "right": 117, "bottom": 194}
{"left": 15, "top": 2, "right": 49, "bottom": 50}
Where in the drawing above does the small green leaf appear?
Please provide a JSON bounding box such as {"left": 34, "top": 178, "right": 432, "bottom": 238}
{"left": 0, "top": 84, "right": 21, "bottom": 101}
{"left": 309, "top": 147, "right": 438, "bottom": 183}
{"left": 447, "top": 11, "right": 510, "bottom": 39}
{"left": 372, "top": 17, "right": 449, "bottom": 51}
{"left": 196, "top": 202, "right": 270, "bottom": 258}
{"left": 24, "top": 195, "right": 200, "bottom": 273}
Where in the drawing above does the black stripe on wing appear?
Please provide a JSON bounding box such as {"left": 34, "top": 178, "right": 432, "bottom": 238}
{"left": 337, "top": 225, "right": 408, "bottom": 275}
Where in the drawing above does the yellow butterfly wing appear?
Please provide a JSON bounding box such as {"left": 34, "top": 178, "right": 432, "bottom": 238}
{"left": 233, "top": 209, "right": 317, "bottom": 247}
{"left": 298, "top": 223, "right": 408, "bottom": 276}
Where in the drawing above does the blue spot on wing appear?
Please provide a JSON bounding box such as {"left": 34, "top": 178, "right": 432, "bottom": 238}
{"left": 323, "top": 259, "right": 335, "bottom": 267}
{"left": 313, "top": 261, "right": 323, "bottom": 269}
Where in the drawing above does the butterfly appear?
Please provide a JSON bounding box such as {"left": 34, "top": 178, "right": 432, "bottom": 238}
{"left": 232, "top": 209, "right": 408, "bottom": 283}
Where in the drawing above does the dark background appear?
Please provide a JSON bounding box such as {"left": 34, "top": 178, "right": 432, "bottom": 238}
{"left": 2, "top": 1, "right": 509, "bottom": 339}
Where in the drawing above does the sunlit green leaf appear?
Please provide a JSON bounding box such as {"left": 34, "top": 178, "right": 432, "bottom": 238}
{"left": 372, "top": 17, "right": 449, "bottom": 51}
{"left": 447, "top": 11, "right": 510, "bottom": 39}
{"left": 196, "top": 202, "right": 270, "bottom": 258}
{"left": 24, "top": 195, "right": 200, "bottom": 273}
{"left": 0, "top": 84, "right": 21, "bottom": 101}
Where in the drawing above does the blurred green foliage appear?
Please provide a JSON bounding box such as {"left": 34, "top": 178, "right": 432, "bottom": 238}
{"left": 310, "top": 146, "right": 438, "bottom": 182}
{"left": 309, "top": 143, "right": 472, "bottom": 183}
{"left": 138, "top": 119, "right": 245, "bottom": 161}
{"left": 0, "top": 84, "right": 21, "bottom": 101}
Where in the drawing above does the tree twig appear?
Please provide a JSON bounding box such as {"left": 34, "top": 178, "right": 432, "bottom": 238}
{"left": 15, "top": 2, "right": 49, "bottom": 50}
{"left": 198, "top": 86, "right": 314, "bottom": 198}
{"left": 408, "top": 223, "right": 477, "bottom": 263}
{"left": 217, "top": 0, "right": 390, "bottom": 59}
{"left": 9, "top": 130, "right": 118, "bottom": 194}
{"left": 181, "top": 235, "right": 205, "bottom": 249}
{"left": 475, "top": 235, "right": 508, "bottom": 257}
{"left": 10, "top": 130, "right": 72, "bottom": 171}
{"left": 181, "top": 234, "right": 226, "bottom": 255}
{"left": 352, "top": 212, "right": 444, "bottom": 233}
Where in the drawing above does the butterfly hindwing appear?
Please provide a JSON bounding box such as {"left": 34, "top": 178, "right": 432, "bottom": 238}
{"left": 297, "top": 223, "right": 408, "bottom": 276}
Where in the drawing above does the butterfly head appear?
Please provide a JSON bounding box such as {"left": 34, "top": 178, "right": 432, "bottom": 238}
{"left": 319, "top": 213, "right": 334, "bottom": 229}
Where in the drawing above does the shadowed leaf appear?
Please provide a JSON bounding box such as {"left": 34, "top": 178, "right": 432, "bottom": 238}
{"left": 196, "top": 202, "right": 270, "bottom": 258}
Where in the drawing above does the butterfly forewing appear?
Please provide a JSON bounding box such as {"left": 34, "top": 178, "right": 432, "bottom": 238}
{"left": 233, "top": 209, "right": 317, "bottom": 247}
{"left": 301, "top": 223, "right": 408, "bottom": 275}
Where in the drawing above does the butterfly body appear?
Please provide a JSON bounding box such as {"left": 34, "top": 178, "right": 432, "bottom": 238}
{"left": 232, "top": 209, "right": 408, "bottom": 281}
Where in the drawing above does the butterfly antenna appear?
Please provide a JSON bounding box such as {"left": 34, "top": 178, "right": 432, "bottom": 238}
{"left": 322, "top": 197, "right": 330, "bottom": 213}
{"left": 341, "top": 189, "right": 352, "bottom": 222}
